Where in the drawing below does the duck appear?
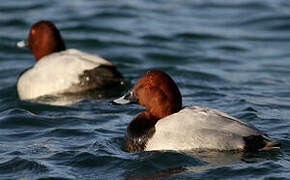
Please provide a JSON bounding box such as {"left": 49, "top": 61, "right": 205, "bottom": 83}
{"left": 17, "top": 20, "right": 123, "bottom": 100}
{"left": 113, "top": 70, "right": 280, "bottom": 152}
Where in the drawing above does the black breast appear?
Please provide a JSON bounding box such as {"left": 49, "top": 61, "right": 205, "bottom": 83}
{"left": 125, "top": 126, "right": 156, "bottom": 152}
{"left": 124, "top": 111, "right": 158, "bottom": 152}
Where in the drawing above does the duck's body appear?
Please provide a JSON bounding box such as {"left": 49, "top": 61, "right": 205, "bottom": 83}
{"left": 144, "top": 106, "right": 266, "bottom": 151}
{"left": 114, "top": 70, "right": 280, "bottom": 152}
{"left": 17, "top": 20, "right": 123, "bottom": 100}
{"left": 17, "top": 49, "right": 122, "bottom": 99}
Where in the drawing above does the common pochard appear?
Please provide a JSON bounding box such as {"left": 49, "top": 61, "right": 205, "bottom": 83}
{"left": 17, "top": 20, "right": 123, "bottom": 100}
{"left": 113, "top": 70, "right": 280, "bottom": 152}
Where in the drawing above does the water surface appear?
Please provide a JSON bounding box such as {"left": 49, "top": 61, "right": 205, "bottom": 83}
{"left": 0, "top": 0, "right": 290, "bottom": 179}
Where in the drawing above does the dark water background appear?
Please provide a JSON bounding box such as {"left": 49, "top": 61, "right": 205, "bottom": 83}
{"left": 1, "top": 0, "right": 290, "bottom": 179}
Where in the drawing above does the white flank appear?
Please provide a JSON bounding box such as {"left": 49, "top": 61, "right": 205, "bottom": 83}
{"left": 17, "top": 49, "right": 113, "bottom": 100}
{"left": 145, "top": 106, "right": 263, "bottom": 151}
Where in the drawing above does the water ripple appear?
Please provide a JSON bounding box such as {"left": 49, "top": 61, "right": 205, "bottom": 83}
{"left": 0, "top": 157, "right": 49, "bottom": 175}
{"left": 0, "top": 0, "right": 289, "bottom": 179}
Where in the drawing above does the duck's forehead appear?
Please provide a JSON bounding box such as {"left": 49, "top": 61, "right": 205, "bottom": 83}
{"left": 136, "top": 74, "right": 153, "bottom": 88}
{"left": 31, "top": 22, "right": 54, "bottom": 33}
{"left": 134, "top": 79, "right": 144, "bottom": 90}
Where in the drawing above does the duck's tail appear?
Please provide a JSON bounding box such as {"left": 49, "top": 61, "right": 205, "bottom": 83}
{"left": 243, "top": 135, "right": 281, "bottom": 152}
{"left": 258, "top": 139, "right": 281, "bottom": 151}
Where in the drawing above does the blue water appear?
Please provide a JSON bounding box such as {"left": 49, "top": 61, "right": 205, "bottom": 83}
{"left": 0, "top": 0, "right": 290, "bottom": 179}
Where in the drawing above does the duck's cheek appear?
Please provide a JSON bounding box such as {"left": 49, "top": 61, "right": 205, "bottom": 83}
{"left": 136, "top": 95, "right": 150, "bottom": 107}
{"left": 137, "top": 98, "right": 145, "bottom": 106}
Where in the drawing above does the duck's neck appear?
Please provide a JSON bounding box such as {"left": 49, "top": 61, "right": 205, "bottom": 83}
{"left": 147, "top": 100, "right": 181, "bottom": 119}
{"left": 32, "top": 40, "right": 66, "bottom": 61}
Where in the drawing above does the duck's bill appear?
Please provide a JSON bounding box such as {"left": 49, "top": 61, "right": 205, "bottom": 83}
{"left": 17, "top": 40, "right": 28, "bottom": 48}
{"left": 112, "top": 95, "right": 132, "bottom": 105}
{"left": 112, "top": 88, "right": 138, "bottom": 105}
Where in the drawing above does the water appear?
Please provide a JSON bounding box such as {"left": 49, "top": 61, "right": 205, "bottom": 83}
{"left": 0, "top": 0, "right": 290, "bottom": 179}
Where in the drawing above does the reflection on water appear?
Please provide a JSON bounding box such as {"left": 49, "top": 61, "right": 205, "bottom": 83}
{"left": 186, "top": 150, "right": 245, "bottom": 172}
{"left": 126, "top": 149, "right": 282, "bottom": 179}
{"left": 31, "top": 84, "right": 127, "bottom": 106}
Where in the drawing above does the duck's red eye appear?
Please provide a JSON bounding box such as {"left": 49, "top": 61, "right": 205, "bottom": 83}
{"left": 146, "top": 82, "right": 151, "bottom": 89}
{"left": 31, "top": 29, "right": 36, "bottom": 35}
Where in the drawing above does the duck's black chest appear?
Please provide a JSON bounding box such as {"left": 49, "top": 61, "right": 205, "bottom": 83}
{"left": 125, "top": 126, "right": 156, "bottom": 152}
